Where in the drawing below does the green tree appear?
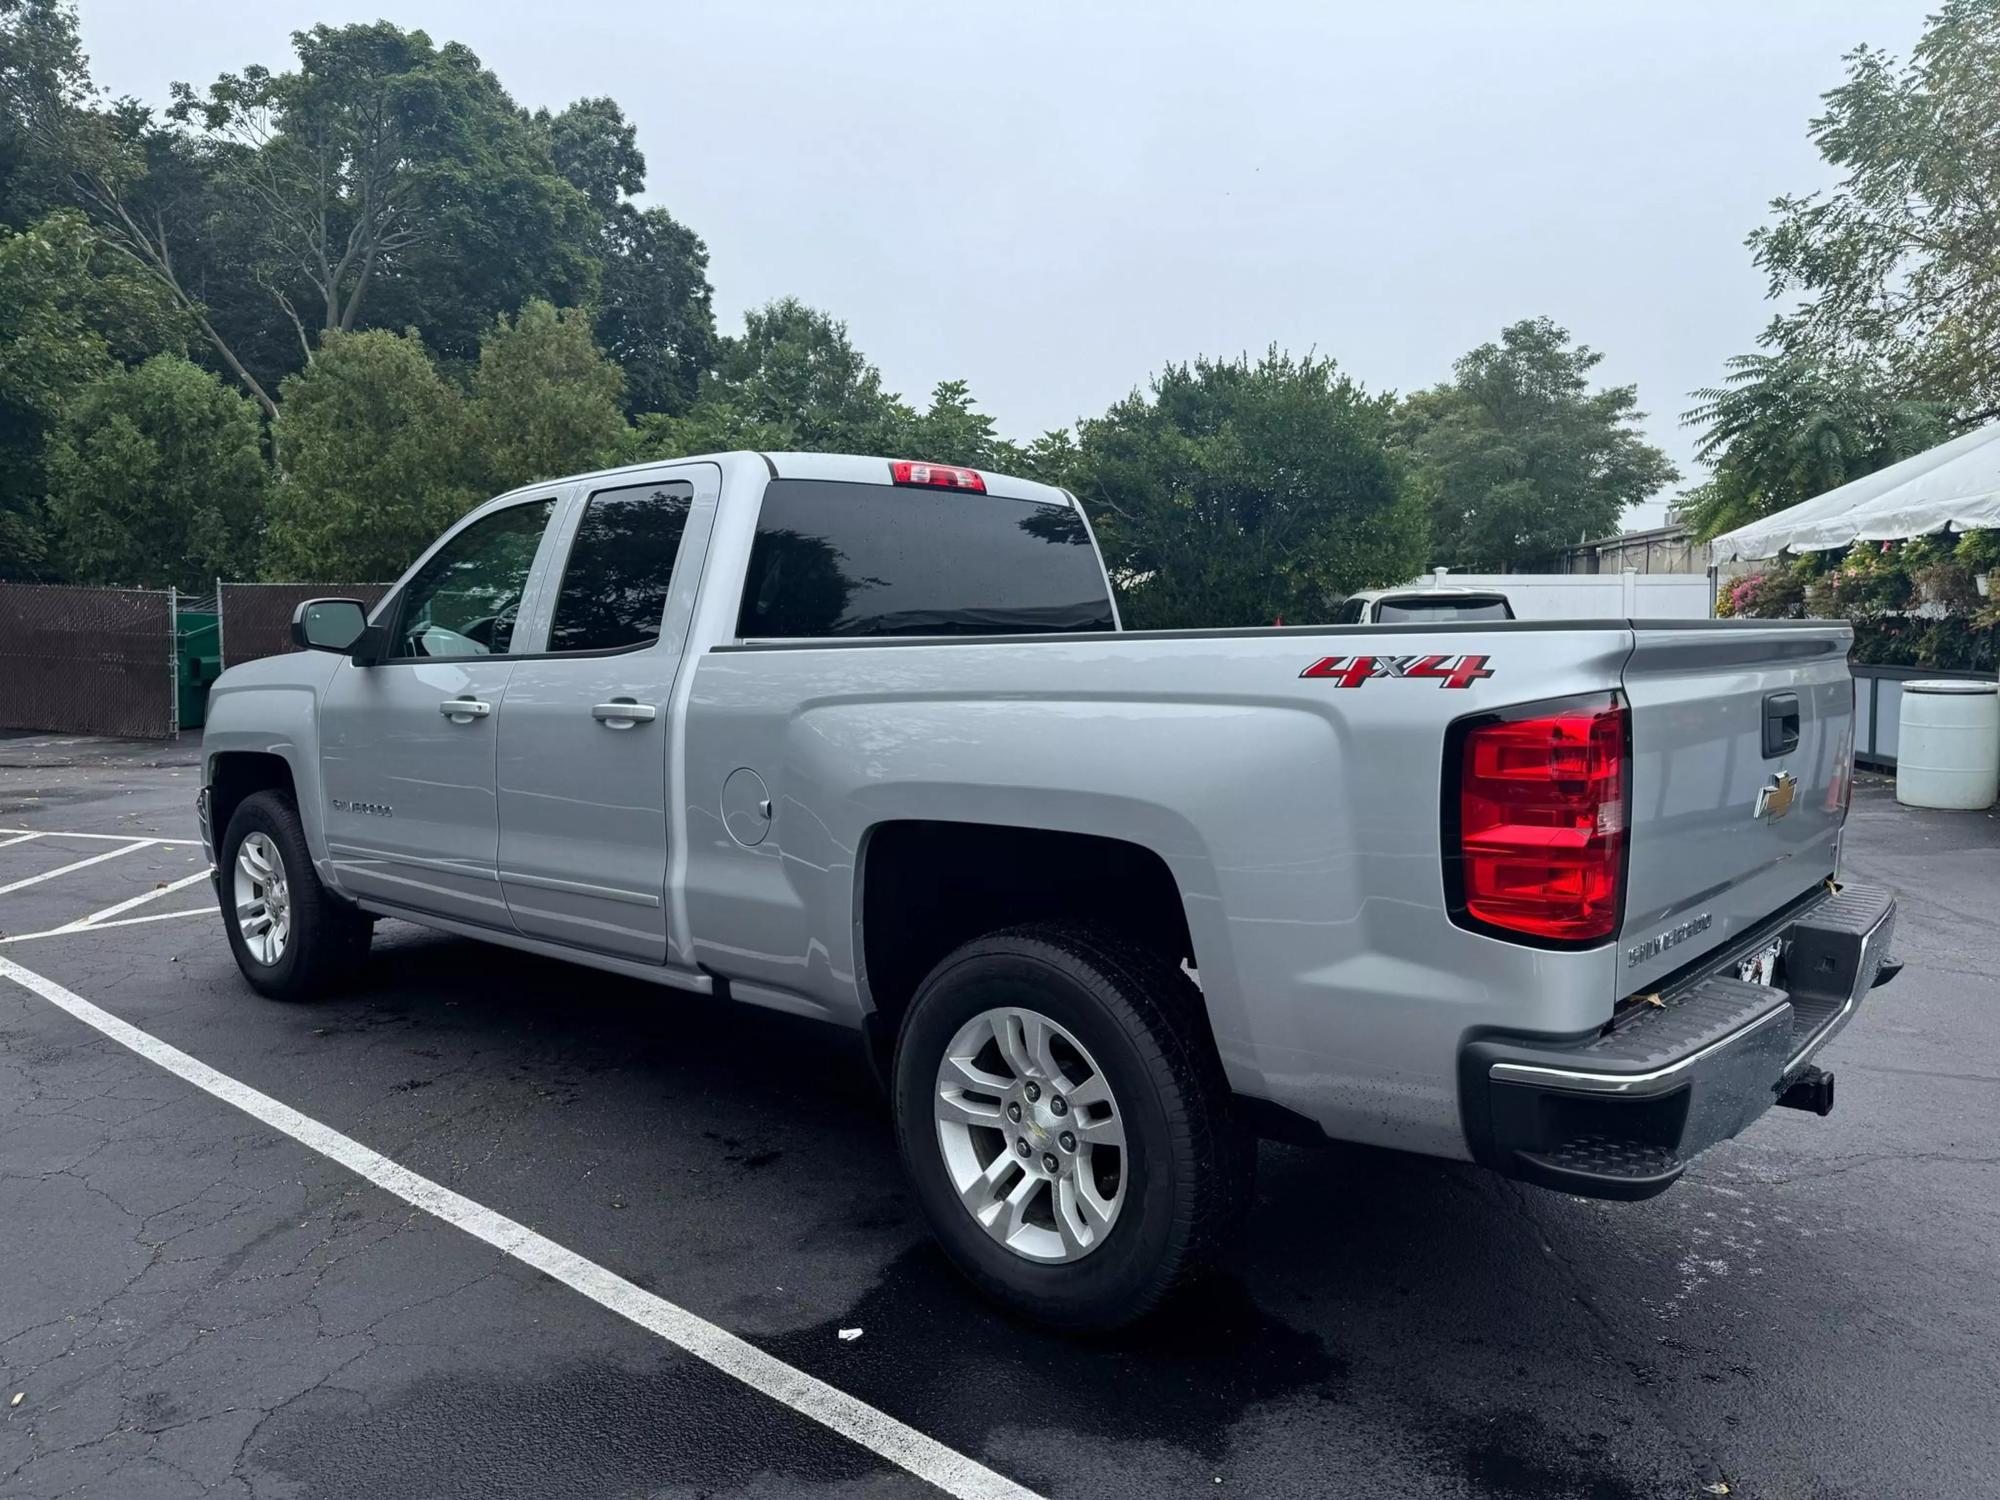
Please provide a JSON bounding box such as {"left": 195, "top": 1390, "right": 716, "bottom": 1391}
{"left": 905, "top": 378, "right": 1025, "bottom": 470}
{"left": 1056, "top": 349, "right": 1424, "bottom": 629}
{"left": 44, "top": 354, "right": 267, "bottom": 588}
{"left": 0, "top": 208, "right": 183, "bottom": 574}
{"left": 0, "top": 0, "right": 92, "bottom": 227}
{"left": 1751, "top": 0, "right": 2000, "bottom": 424}
{"left": 31, "top": 22, "right": 598, "bottom": 420}
{"left": 1398, "top": 318, "right": 1676, "bottom": 569}
{"left": 536, "top": 97, "right": 716, "bottom": 417}
{"left": 261, "top": 328, "right": 477, "bottom": 580}
{"left": 1678, "top": 353, "right": 1947, "bottom": 539}
{"left": 635, "top": 297, "right": 917, "bottom": 458}
{"left": 467, "top": 299, "right": 626, "bottom": 491}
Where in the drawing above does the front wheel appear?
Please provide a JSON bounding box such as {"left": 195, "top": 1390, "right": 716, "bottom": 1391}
{"left": 219, "top": 790, "right": 371, "bottom": 1001}
{"left": 892, "top": 923, "right": 1248, "bottom": 1330}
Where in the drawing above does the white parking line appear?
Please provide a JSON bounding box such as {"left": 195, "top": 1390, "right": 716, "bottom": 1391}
{"left": 0, "top": 832, "right": 44, "bottom": 850}
{"left": 70, "top": 870, "right": 214, "bottom": 928}
{"left": 0, "top": 828, "right": 181, "bottom": 844}
{"left": 0, "top": 953, "right": 1044, "bottom": 1500}
{"left": 0, "top": 840, "right": 154, "bottom": 896}
{"left": 0, "top": 907, "right": 218, "bottom": 946}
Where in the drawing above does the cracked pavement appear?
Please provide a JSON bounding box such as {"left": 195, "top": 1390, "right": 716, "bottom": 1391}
{"left": 2, "top": 734, "right": 1998, "bottom": 1499}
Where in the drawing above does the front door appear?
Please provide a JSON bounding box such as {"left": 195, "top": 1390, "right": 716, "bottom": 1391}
{"left": 320, "top": 496, "right": 558, "bottom": 927}
{"left": 496, "top": 468, "right": 715, "bottom": 963}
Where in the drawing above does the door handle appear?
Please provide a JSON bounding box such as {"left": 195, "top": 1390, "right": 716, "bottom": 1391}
{"left": 591, "top": 701, "right": 657, "bottom": 728}
{"left": 440, "top": 698, "right": 491, "bottom": 722}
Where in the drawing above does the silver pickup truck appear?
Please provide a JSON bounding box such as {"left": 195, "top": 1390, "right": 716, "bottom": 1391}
{"left": 199, "top": 452, "right": 1898, "bottom": 1328}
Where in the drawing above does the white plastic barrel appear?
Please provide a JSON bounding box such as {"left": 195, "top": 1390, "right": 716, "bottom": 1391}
{"left": 1896, "top": 680, "right": 2000, "bottom": 810}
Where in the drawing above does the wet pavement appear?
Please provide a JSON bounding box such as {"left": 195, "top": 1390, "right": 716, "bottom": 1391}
{"left": 1, "top": 733, "right": 1995, "bottom": 1499}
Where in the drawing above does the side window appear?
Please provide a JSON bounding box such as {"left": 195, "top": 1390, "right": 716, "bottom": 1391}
{"left": 388, "top": 499, "right": 555, "bottom": 660}
{"left": 1330, "top": 599, "right": 1364, "bottom": 625}
{"left": 546, "top": 480, "right": 694, "bottom": 654}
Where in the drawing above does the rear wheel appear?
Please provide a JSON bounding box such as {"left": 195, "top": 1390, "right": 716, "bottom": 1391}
{"left": 893, "top": 923, "right": 1248, "bottom": 1329}
{"left": 219, "top": 790, "right": 370, "bottom": 1000}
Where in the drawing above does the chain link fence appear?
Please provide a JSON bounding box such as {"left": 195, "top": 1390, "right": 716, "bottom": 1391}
{"left": 217, "top": 582, "right": 391, "bottom": 670}
{"left": 0, "top": 583, "right": 178, "bottom": 739}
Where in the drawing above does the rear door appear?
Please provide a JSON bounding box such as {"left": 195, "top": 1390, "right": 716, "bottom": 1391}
{"left": 494, "top": 466, "right": 719, "bottom": 963}
{"left": 320, "top": 496, "right": 560, "bottom": 926}
{"left": 1617, "top": 622, "right": 1854, "bottom": 995}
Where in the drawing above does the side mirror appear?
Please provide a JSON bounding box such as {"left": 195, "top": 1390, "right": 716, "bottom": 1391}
{"left": 291, "top": 598, "right": 370, "bottom": 655}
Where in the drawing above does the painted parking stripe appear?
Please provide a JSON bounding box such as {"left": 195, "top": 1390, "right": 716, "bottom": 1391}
{"left": 0, "top": 832, "right": 44, "bottom": 850}
{"left": 0, "top": 828, "right": 182, "bottom": 844}
{"left": 70, "top": 870, "right": 214, "bottom": 929}
{"left": 0, "top": 953, "right": 1044, "bottom": 1500}
{"left": 0, "top": 907, "right": 218, "bottom": 946}
{"left": 0, "top": 840, "right": 153, "bottom": 897}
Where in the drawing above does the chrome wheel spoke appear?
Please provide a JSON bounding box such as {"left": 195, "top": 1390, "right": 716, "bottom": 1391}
{"left": 936, "top": 1087, "right": 1004, "bottom": 1128}
{"left": 933, "top": 1003, "right": 1127, "bottom": 1265}
{"left": 232, "top": 834, "right": 290, "bottom": 966}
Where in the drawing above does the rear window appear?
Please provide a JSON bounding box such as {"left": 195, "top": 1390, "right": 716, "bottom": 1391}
{"left": 1372, "top": 596, "right": 1513, "bottom": 623}
{"left": 737, "top": 478, "right": 1115, "bottom": 638}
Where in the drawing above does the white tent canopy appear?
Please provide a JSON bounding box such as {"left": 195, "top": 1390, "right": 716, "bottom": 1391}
{"left": 1711, "top": 419, "right": 2000, "bottom": 562}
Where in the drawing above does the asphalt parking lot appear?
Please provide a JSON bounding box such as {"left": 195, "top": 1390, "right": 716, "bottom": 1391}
{"left": 1, "top": 731, "right": 1996, "bottom": 1500}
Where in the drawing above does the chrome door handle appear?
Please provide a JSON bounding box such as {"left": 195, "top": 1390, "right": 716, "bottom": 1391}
{"left": 440, "top": 698, "right": 491, "bottom": 722}
{"left": 591, "top": 701, "right": 657, "bottom": 727}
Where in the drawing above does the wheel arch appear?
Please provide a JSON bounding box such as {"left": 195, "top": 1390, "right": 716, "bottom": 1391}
{"left": 855, "top": 819, "right": 1210, "bottom": 1075}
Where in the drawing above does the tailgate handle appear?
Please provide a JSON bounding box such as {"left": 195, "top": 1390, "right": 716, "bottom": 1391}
{"left": 1762, "top": 692, "right": 1800, "bottom": 758}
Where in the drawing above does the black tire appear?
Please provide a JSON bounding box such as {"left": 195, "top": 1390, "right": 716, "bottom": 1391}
{"left": 892, "top": 923, "right": 1249, "bottom": 1330}
{"left": 218, "top": 789, "right": 371, "bottom": 1001}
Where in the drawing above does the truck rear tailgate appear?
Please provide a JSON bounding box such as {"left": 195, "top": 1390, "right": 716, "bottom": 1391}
{"left": 1617, "top": 622, "right": 1854, "bottom": 996}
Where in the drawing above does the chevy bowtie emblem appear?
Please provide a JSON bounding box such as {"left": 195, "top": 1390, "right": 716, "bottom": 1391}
{"left": 1757, "top": 771, "right": 1799, "bottom": 821}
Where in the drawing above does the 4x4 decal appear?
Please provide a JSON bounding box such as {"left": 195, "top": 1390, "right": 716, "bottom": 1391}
{"left": 1300, "top": 653, "right": 1494, "bottom": 689}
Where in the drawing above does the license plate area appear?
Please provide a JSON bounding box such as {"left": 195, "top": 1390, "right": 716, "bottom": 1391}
{"left": 1737, "top": 939, "right": 1784, "bottom": 988}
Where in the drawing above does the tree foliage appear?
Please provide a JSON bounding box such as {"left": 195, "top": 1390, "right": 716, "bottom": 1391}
{"left": 0, "top": 208, "right": 183, "bottom": 573}
{"left": 536, "top": 96, "right": 715, "bottom": 417}
{"left": 1678, "top": 352, "right": 1947, "bottom": 539}
{"left": 1050, "top": 350, "right": 1425, "bottom": 629}
{"left": 467, "top": 298, "right": 626, "bottom": 492}
{"left": 1397, "top": 318, "right": 1677, "bottom": 569}
{"left": 1750, "top": 0, "right": 2000, "bottom": 424}
{"left": 260, "top": 328, "right": 477, "bottom": 580}
{"left": 44, "top": 354, "right": 266, "bottom": 589}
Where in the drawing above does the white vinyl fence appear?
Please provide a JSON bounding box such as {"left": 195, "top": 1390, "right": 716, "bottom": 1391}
{"left": 1407, "top": 570, "right": 1715, "bottom": 620}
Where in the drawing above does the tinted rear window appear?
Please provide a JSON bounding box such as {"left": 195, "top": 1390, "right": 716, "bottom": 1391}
{"left": 1373, "top": 596, "right": 1512, "bottom": 622}
{"left": 737, "top": 478, "right": 1115, "bottom": 638}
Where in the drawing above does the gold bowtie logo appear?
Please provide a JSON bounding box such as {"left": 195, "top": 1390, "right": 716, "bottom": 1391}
{"left": 1757, "top": 771, "right": 1799, "bottom": 821}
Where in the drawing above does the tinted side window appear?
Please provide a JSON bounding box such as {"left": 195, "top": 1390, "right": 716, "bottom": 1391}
{"left": 389, "top": 499, "right": 555, "bottom": 659}
{"left": 737, "top": 479, "right": 1114, "bottom": 638}
{"left": 1329, "top": 599, "right": 1364, "bottom": 624}
{"left": 547, "top": 480, "right": 694, "bottom": 653}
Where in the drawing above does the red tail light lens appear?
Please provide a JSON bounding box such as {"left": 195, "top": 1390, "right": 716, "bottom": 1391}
{"left": 889, "top": 460, "right": 985, "bottom": 493}
{"left": 1449, "top": 695, "right": 1628, "bottom": 945}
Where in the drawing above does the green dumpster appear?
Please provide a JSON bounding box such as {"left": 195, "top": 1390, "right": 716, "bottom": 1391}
{"left": 176, "top": 608, "right": 220, "bottom": 731}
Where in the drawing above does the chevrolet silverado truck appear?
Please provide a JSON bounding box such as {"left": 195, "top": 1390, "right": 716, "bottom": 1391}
{"left": 198, "top": 452, "right": 1899, "bottom": 1328}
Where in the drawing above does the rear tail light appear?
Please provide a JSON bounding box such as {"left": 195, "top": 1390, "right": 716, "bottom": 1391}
{"left": 1446, "top": 694, "right": 1629, "bottom": 946}
{"left": 890, "top": 460, "right": 985, "bottom": 493}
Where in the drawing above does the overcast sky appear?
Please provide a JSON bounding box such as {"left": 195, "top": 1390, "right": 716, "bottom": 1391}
{"left": 80, "top": 0, "right": 1931, "bottom": 530}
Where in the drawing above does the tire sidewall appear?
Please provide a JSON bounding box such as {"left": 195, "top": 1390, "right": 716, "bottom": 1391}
{"left": 893, "top": 940, "right": 1192, "bottom": 1326}
{"left": 219, "top": 793, "right": 310, "bottom": 998}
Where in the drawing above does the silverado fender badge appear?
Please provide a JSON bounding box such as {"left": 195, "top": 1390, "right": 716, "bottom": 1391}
{"left": 1756, "top": 771, "right": 1799, "bottom": 821}
{"left": 1300, "top": 653, "right": 1494, "bottom": 689}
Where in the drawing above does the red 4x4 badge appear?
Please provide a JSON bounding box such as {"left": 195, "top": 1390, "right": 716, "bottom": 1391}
{"left": 1300, "top": 654, "right": 1494, "bottom": 689}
